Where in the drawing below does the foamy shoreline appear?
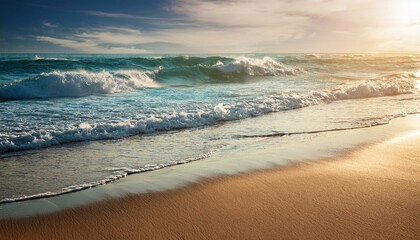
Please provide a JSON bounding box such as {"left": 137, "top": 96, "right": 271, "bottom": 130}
{"left": 1, "top": 113, "right": 419, "bottom": 221}
{"left": 1, "top": 114, "right": 419, "bottom": 239}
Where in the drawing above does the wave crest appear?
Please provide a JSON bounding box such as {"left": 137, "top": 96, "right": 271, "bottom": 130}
{"left": 1, "top": 73, "right": 416, "bottom": 153}
{"left": 0, "top": 70, "right": 159, "bottom": 100}
{"left": 34, "top": 55, "right": 73, "bottom": 61}
{"left": 216, "top": 57, "right": 303, "bottom": 76}
{"left": 324, "top": 73, "right": 417, "bottom": 100}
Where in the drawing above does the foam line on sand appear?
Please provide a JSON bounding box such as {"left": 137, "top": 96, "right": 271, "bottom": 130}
{"left": 1, "top": 128, "right": 419, "bottom": 239}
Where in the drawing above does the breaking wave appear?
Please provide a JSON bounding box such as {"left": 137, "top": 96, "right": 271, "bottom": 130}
{"left": 0, "top": 56, "right": 303, "bottom": 99}
{"left": 0, "top": 73, "right": 416, "bottom": 153}
{"left": 214, "top": 56, "right": 303, "bottom": 76}
{"left": 0, "top": 70, "right": 159, "bottom": 99}
{"left": 34, "top": 55, "right": 73, "bottom": 61}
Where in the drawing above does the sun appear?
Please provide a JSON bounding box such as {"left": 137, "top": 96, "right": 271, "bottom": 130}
{"left": 392, "top": 0, "right": 420, "bottom": 25}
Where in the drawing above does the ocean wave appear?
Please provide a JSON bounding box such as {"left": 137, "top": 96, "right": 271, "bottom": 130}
{"left": 0, "top": 70, "right": 160, "bottom": 100}
{"left": 155, "top": 56, "right": 303, "bottom": 85}
{"left": 34, "top": 55, "right": 74, "bottom": 61}
{"left": 306, "top": 53, "right": 321, "bottom": 58}
{"left": 0, "top": 73, "right": 416, "bottom": 153}
{"left": 341, "top": 54, "right": 366, "bottom": 58}
{"left": 0, "top": 56, "right": 303, "bottom": 98}
{"left": 319, "top": 73, "right": 417, "bottom": 100}
{"left": 215, "top": 57, "right": 303, "bottom": 76}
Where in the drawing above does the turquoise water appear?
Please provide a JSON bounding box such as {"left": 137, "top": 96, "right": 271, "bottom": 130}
{"left": 0, "top": 53, "right": 419, "bottom": 203}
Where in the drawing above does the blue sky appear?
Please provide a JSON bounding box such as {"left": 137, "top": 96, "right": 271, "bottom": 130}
{"left": 1, "top": 0, "right": 419, "bottom": 53}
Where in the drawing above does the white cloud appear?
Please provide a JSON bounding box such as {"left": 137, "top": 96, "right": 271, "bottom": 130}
{"left": 36, "top": 36, "right": 96, "bottom": 49}
{"left": 171, "top": 0, "right": 349, "bottom": 27}
{"left": 34, "top": 0, "right": 420, "bottom": 53}
{"left": 73, "top": 27, "right": 155, "bottom": 45}
{"left": 82, "top": 11, "right": 159, "bottom": 20}
{"left": 163, "top": 0, "right": 419, "bottom": 52}
{"left": 158, "top": 0, "right": 369, "bottom": 52}
{"left": 35, "top": 35, "right": 149, "bottom": 53}
{"left": 363, "top": 24, "right": 420, "bottom": 52}
{"left": 42, "top": 21, "right": 58, "bottom": 28}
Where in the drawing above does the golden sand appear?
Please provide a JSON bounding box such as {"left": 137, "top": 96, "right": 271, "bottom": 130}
{"left": 1, "top": 132, "right": 419, "bottom": 239}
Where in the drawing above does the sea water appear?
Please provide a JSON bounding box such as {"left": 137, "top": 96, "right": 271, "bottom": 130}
{"left": 0, "top": 53, "right": 419, "bottom": 205}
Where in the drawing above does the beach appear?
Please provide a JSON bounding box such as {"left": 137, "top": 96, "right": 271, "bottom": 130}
{"left": 1, "top": 126, "right": 419, "bottom": 239}
{"left": 1, "top": 0, "right": 420, "bottom": 238}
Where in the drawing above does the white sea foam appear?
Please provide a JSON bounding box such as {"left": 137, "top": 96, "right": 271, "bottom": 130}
{"left": 0, "top": 56, "right": 300, "bottom": 100}
{"left": 34, "top": 55, "right": 73, "bottom": 61}
{"left": 0, "top": 70, "right": 160, "bottom": 99}
{"left": 316, "top": 73, "right": 417, "bottom": 101}
{"left": 216, "top": 57, "right": 303, "bottom": 76}
{"left": 341, "top": 54, "right": 366, "bottom": 58}
{"left": 0, "top": 73, "right": 416, "bottom": 153}
{"left": 306, "top": 53, "right": 321, "bottom": 58}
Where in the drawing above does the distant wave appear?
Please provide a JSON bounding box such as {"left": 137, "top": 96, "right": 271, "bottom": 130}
{"left": 306, "top": 53, "right": 321, "bottom": 58}
{"left": 0, "top": 56, "right": 304, "bottom": 99}
{"left": 34, "top": 55, "right": 74, "bottom": 61}
{"left": 341, "top": 54, "right": 366, "bottom": 58}
{"left": 0, "top": 72, "right": 416, "bottom": 153}
{"left": 157, "top": 56, "right": 304, "bottom": 85}
{"left": 214, "top": 56, "right": 303, "bottom": 76}
{"left": 0, "top": 70, "right": 160, "bottom": 99}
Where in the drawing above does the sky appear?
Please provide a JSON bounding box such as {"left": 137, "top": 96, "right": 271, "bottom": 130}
{"left": 0, "top": 0, "right": 419, "bottom": 53}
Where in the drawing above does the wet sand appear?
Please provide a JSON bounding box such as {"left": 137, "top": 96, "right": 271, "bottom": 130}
{"left": 1, "top": 131, "right": 419, "bottom": 239}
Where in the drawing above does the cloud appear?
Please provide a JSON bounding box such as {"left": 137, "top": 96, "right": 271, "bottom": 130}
{"left": 82, "top": 11, "right": 159, "bottom": 20}
{"left": 73, "top": 27, "right": 155, "bottom": 45}
{"left": 35, "top": 35, "right": 150, "bottom": 53}
{"left": 42, "top": 21, "right": 58, "bottom": 28}
{"left": 162, "top": 0, "right": 419, "bottom": 52}
{"left": 37, "top": 0, "right": 366, "bottom": 53}
{"left": 34, "top": 0, "right": 420, "bottom": 53}
{"left": 363, "top": 24, "right": 420, "bottom": 52}
{"left": 155, "top": 0, "right": 367, "bottom": 52}
{"left": 81, "top": 10, "right": 188, "bottom": 25}
{"left": 36, "top": 36, "right": 94, "bottom": 48}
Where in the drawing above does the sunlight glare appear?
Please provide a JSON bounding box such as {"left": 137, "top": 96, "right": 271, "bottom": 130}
{"left": 392, "top": 0, "right": 420, "bottom": 24}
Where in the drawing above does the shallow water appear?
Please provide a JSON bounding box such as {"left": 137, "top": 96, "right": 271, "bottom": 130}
{"left": 1, "top": 113, "right": 420, "bottom": 219}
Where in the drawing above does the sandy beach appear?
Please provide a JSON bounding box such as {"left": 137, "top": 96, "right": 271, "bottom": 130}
{"left": 2, "top": 0, "right": 420, "bottom": 239}
{"left": 1, "top": 129, "right": 419, "bottom": 239}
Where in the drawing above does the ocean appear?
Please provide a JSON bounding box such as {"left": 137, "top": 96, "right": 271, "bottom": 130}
{"left": 0, "top": 53, "right": 419, "bottom": 205}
